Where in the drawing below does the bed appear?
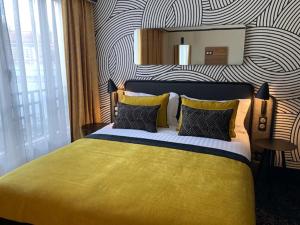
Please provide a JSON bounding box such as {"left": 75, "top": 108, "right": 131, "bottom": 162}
{"left": 0, "top": 80, "right": 255, "bottom": 225}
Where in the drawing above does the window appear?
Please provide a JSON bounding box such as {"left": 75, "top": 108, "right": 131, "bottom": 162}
{"left": 1, "top": 0, "right": 70, "bottom": 163}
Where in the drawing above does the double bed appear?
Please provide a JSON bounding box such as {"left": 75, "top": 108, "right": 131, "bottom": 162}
{"left": 0, "top": 80, "right": 255, "bottom": 225}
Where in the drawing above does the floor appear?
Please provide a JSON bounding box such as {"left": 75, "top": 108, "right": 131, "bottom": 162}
{"left": 255, "top": 168, "right": 300, "bottom": 225}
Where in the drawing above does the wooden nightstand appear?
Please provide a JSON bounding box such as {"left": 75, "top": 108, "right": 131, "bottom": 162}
{"left": 81, "top": 123, "right": 109, "bottom": 136}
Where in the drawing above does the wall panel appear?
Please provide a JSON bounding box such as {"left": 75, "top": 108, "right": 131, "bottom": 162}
{"left": 93, "top": 0, "right": 300, "bottom": 169}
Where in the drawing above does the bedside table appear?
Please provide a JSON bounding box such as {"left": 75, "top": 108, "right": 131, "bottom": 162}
{"left": 81, "top": 123, "right": 109, "bottom": 136}
{"left": 255, "top": 139, "right": 297, "bottom": 169}
{"left": 254, "top": 139, "right": 297, "bottom": 199}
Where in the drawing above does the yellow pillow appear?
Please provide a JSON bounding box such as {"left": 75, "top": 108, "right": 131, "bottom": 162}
{"left": 119, "top": 93, "right": 170, "bottom": 128}
{"left": 178, "top": 97, "right": 239, "bottom": 138}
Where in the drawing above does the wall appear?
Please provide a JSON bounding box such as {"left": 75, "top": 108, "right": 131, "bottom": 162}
{"left": 93, "top": 0, "right": 300, "bottom": 169}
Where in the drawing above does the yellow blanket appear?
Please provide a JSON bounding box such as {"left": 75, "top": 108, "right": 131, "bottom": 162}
{"left": 0, "top": 138, "right": 255, "bottom": 225}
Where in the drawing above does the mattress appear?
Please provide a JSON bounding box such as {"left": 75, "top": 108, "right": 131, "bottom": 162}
{"left": 93, "top": 124, "right": 251, "bottom": 160}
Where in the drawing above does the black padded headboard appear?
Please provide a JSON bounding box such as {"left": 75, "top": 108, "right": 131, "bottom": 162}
{"left": 124, "top": 80, "right": 254, "bottom": 133}
{"left": 124, "top": 80, "right": 254, "bottom": 100}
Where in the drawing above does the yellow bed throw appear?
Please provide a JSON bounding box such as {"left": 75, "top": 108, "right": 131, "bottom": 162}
{"left": 0, "top": 138, "right": 255, "bottom": 225}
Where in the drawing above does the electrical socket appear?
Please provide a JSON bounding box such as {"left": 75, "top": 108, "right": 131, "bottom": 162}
{"left": 258, "top": 116, "right": 267, "bottom": 131}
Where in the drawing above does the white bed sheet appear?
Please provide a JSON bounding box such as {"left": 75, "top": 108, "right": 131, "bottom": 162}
{"left": 93, "top": 124, "right": 251, "bottom": 161}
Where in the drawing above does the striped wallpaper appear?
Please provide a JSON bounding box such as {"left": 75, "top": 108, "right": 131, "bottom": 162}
{"left": 93, "top": 0, "right": 300, "bottom": 169}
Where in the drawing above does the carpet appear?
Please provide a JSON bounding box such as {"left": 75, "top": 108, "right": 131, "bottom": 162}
{"left": 255, "top": 168, "right": 300, "bottom": 225}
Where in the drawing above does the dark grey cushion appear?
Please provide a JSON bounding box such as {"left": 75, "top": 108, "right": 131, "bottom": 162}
{"left": 178, "top": 105, "right": 233, "bottom": 141}
{"left": 113, "top": 103, "right": 160, "bottom": 133}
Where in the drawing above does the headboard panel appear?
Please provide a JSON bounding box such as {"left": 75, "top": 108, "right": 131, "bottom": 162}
{"left": 123, "top": 80, "right": 254, "bottom": 134}
{"left": 124, "top": 80, "right": 254, "bottom": 100}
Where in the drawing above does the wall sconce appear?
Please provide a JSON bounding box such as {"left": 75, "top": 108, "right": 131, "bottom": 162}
{"left": 255, "top": 82, "right": 270, "bottom": 131}
{"left": 107, "top": 79, "right": 118, "bottom": 122}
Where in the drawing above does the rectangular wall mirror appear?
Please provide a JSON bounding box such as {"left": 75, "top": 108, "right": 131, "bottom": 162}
{"left": 134, "top": 25, "right": 246, "bottom": 65}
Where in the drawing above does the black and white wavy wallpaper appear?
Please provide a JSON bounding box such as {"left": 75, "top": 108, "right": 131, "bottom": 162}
{"left": 93, "top": 0, "right": 300, "bottom": 169}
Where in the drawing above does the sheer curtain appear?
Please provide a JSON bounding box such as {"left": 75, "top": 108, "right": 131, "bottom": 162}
{"left": 0, "top": 0, "right": 26, "bottom": 173}
{"left": 0, "top": 0, "right": 70, "bottom": 175}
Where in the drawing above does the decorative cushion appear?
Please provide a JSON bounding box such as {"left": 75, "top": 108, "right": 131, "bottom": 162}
{"left": 178, "top": 105, "right": 233, "bottom": 141}
{"left": 178, "top": 97, "right": 239, "bottom": 138}
{"left": 119, "top": 92, "right": 170, "bottom": 128}
{"left": 181, "top": 95, "right": 251, "bottom": 133}
{"left": 113, "top": 103, "right": 160, "bottom": 133}
{"left": 124, "top": 91, "right": 180, "bottom": 127}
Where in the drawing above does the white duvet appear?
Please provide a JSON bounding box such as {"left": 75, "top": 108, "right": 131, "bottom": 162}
{"left": 93, "top": 124, "right": 251, "bottom": 161}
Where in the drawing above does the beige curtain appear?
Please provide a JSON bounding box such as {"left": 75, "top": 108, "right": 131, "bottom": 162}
{"left": 140, "top": 29, "right": 163, "bottom": 64}
{"left": 62, "top": 0, "right": 101, "bottom": 141}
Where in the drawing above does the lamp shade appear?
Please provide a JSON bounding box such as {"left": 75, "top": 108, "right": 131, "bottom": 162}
{"left": 107, "top": 79, "right": 117, "bottom": 93}
{"left": 255, "top": 82, "right": 270, "bottom": 100}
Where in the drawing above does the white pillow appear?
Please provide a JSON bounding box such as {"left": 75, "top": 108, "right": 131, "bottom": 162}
{"left": 125, "top": 91, "right": 179, "bottom": 127}
{"left": 181, "top": 95, "right": 251, "bottom": 132}
{"left": 235, "top": 99, "right": 251, "bottom": 131}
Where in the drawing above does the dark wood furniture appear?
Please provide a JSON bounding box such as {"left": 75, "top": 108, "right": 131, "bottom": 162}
{"left": 81, "top": 123, "right": 109, "bottom": 136}
{"left": 255, "top": 139, "right": 297, "bottom": 169}
{"left": 0, "top": 218, "right": 29, "bottom": 225}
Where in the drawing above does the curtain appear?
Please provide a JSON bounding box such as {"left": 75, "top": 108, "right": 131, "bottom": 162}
{"left": 0, "top": 0, "right": 70, "bottom": 175}
{"left": 62, "top": 0, "right": 101, "bottom": 141}
{"left": 139, "top": 29, "right": 163, "bottom": 64}
{"left": 0, "top": 0, "right": 26, "bottom": 174}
